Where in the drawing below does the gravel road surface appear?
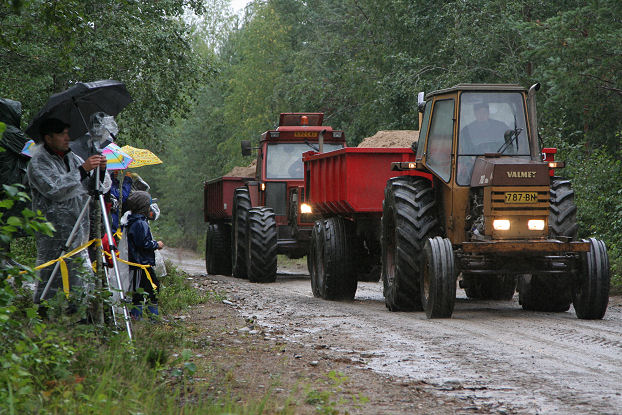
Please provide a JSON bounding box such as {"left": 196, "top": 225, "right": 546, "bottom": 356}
{"left": 164, "top": 248, "right": 622, "bottom": 414}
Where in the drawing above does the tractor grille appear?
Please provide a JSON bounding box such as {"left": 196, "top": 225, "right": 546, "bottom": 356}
{"left": 265, "top": 182, "right": 287, "bottom": 215}
{"left": 487, "top": 186, "right": 549, "bottom": 216}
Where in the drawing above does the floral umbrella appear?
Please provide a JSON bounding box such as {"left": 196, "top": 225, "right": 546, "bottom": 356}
{"left": 21, "top": 139, "right": 36, "bottom": 157}
{"left": 102, "top": 142, "right": 133, "bottom": 170}
{"left": 121, "top": 145, "right": 162, "bottom": 168}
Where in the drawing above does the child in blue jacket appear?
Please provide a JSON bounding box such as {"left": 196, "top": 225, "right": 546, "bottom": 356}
{"left": 124, "top": 190, "right": 164, "bottom": 319}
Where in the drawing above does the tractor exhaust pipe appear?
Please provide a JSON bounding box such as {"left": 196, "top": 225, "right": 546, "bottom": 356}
{"left": 527, "top": 83, "right": 541, "bottom": 161}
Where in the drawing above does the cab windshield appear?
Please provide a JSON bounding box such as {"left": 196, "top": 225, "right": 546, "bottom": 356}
{"left": 457, "top": 92, "right": 530, "bottom": 185}
{"left": 266, "top": 142, "right": 343, "bottom": 179}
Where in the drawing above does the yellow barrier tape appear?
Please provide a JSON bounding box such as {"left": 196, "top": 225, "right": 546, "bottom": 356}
{"left": 103, "top": 251, "right": 158, "bottom": 291}
{"left": 34, "top": 239, "right": 101, "bottom": 298}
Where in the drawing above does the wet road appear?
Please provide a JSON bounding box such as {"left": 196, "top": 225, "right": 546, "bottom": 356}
{"left": 165, "top": 248, "right": 622, "bottom": 414}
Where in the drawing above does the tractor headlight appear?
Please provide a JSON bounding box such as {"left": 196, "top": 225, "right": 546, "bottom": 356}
{"left": 300, "top": 203, "right": 312, "bottom": 214}
{"left": 528, "top": 219, "right": 545, "bottom": 231}
{"left": 493, "top": 219, "right": 511, "bottom": 231}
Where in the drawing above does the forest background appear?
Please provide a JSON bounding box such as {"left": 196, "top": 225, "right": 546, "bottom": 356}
{"left": 1, "top": 0, "right": 621, "bottom": 282}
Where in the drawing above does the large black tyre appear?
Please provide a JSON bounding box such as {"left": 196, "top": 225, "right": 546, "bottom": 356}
{"left": 311, "top": 217, "right": 357, "bottom": 300}
{"left": 246, "top": 207, "right": 278, "bottom": 283}
{"left": 573, "top": 238, "right": 610, "bottom": 319}
{"left": 421, "top": 237, "right": 456, "bottom": 318}
{"left": 205, "top": 223, "right": 232, "bottom": 275}
{"left": 381, "top": 177, "right": 439, "bottom": 311}
{"left": 549, "top": 177, "right": 578, "bottom": 238}
{"left": 232, "top": 187, "right": 251, "bottom": 278}
{"left": 463, "top": 274, "right": 516, "bottom": 300}
{"left": 518, "top": 274, "right": 572, "bottom": 312}
{"left": 519, "top": 177, "right": 578, "bottom": 311}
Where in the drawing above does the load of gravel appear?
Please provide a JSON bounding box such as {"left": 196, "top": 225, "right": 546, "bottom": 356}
{"left": 357, "top": 130, "right": 419, "bottom": 148}
{"left": 225, "top": 159, "right": 256, "bottom": 177}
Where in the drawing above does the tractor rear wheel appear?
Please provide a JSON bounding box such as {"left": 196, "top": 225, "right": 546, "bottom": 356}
{"left": 421, "top": 237, "right": 456, "bottom": 318}
{"left": 246, "top": 207, "right": 278, "bottom": 283}
{"left": 463, "top": 274, "right": 516, "bottom": 300}
{"left": 232, "top": 187, "right": 251, "bottom": 278}
{"left": 312, "top": 217, "right": 357, "bottom": 300}
{"left": 205, "top": 223, "right": 232, "bottom": 275}
{"left": 573, "top": 238, "right": 610, "bottom": 319}
{"left": 549, "top": 177, "right": 578, "bottom": 238}
{"left": 519, "top": 177, "right": 579, "bottom": 310}
{"left": 381, "top": 177, "right": 439, "bottom": 311}
{"left": 518, "top": 274, "right": 572, "bottom": 312}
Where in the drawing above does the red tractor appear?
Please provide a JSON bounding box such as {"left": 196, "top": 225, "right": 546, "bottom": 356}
{"left": 203, "top": 113, "right": 345, "bottom": 282}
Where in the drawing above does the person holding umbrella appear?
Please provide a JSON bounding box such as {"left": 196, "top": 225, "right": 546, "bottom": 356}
{"left": 27, "top": 118, "right": 111, "bottom": 309}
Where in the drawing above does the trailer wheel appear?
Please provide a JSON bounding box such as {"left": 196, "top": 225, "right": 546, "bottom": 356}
{"left": 421, "top": 237, "right": 456, "bottom": 318}
{"left": 381, "top": 177, "right": 438, "bottom": 311}
{"left": 314, "top": 217, "right": 357, "bottom": 300}
{"left": 573, "top": 238, "right": 610, "bottom": 319}
{"left": 309, "top": 220, "right": 323, "bottom": 297}
{"left": 246, "top": 207, "right": 278, "bottom": 283}
{"left": 206, "top": 223, "right": 232, "bottom": 275}
{"left": 549, "top": 177, "right": 578, "bottom": 238}
{"left": 518, "top": 274, "right": 572, "bottom": 312}
{"left": 463, "top": 274, "right": 516, "bottom": 300}
{"left": 232, "top": 187, "right": 251, "bottom": 278}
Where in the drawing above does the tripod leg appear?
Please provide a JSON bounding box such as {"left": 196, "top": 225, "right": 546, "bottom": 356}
{"left": 98, "top": 186, "right": 133, "bottom": 341}
{"left": 38, "top": 200, "right": 91, "bottom": 302}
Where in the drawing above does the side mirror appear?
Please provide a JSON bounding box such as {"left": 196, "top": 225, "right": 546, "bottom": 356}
{"left": 241, "top": 140, "right": 251, "bottom": 156}
{"left": 417, "top": 91, "right": 426, "bottom": 113}
{"left": 411, "top": 141, "right": 418, "bottom": 153}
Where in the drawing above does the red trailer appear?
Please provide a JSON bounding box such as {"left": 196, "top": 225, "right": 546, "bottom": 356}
{"left": 302, "top": 148, "right": 431, "bottom": 300}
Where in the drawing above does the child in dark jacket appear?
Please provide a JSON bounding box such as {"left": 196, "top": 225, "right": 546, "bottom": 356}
{"left": 124, "top": 191, "right": 164, "bottom": 319}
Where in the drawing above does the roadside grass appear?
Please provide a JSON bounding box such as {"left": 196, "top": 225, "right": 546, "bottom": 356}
{"left": 1, "top": 261, "right": 303, "bottom": 414}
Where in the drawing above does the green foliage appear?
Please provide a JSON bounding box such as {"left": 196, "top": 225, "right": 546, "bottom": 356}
{"left": 305, "top": 370, "right": 369, "bottom": 414}
{"left": 0, "top": 187, "right": 71, "bottom": 414}
{"left": 0, "top": 0, "right": 215, "bottom": 148}
{"left": 158, "top": 260, "right": 210, "bottom": 313}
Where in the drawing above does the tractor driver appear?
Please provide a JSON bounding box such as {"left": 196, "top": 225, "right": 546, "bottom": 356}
{"left": 459, "top": 102, "right": 509, "bottom": 154}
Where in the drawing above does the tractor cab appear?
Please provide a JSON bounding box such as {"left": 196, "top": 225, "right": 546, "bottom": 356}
{"left": 403, "top": 84, "right": 563, "bottom": 244}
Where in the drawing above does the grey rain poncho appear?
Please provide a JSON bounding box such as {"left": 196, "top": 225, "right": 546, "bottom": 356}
{"left": 27, "top": 143, "right": 111, "bottom": 301}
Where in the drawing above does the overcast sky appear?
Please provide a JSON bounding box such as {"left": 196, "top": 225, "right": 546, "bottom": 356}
{"left": 230, "top": 0, "right": 251, "bottom": 14}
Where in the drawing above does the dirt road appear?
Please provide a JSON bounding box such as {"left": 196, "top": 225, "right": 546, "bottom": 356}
{"left": 164, "top": 248, "right": 622, "bottom": 414}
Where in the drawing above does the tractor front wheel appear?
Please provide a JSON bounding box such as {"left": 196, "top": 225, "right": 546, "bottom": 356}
{"left": 573, "top": 238, "right": 610, "bottom": 319}
{"left": 421, "top": 237, "right": 456, "bottom": 318}
{"left": 246, "top": 207, "right": 278, "bottom": 283}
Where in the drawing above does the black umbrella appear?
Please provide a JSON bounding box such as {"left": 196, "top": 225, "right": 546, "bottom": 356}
{"left": 26, "top": 80, "right": 132, "bottom": 141}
